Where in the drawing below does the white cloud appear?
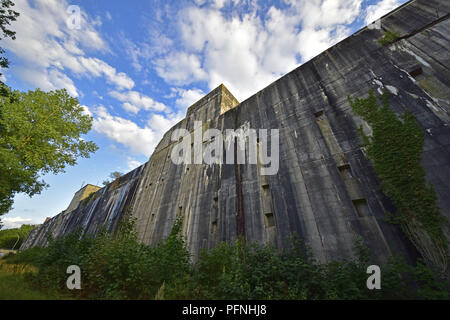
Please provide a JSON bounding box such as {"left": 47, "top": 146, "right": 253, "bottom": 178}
{"left": 155, "top": 52, "right": 208, "bottom": 85}
{"left": 174, "top": 88, "right": 206, "bottom": 110}
{"left": 109, "top": 90, "right": 167, "bottom": 114}
{"left": 93, "top": 106, "right": 181, "bottom": 157}
{"left": 1, "top": 216, "right": 35, "bottom": 229}
{"left": 80, "top": 105, "right": 92, "bottom": 117}
{"left": 15, "top": 67, "right": 79, "bottom": 97}
{"left": 365, "top": 0, "right": 401, "bottom": 24}
{"left": 3, "top": 0, "right": 134, "bottom": 95}
{"left": 145, "top": 0, "right": 363, "bottom": 101}
{"left": 93, "top": 106, "right": 157, "bottom": 156}
{"left": 297, "top": 24, "right": 352, "bottom": 61}
{"left": 147, "top": 112, "right": 184, "bottom": 133}
{"left": 126, "top": 157, "right": 143, "bottom": 170}
{"left": 287, "top": 0, "right": 361, "bottom": 29}
{"left": 79, "top": 57, "right": 135, "bottom": 90}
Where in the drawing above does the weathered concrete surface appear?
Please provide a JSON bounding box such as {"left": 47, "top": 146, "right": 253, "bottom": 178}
{"left": 20, "top": 165, "right": 146, "bottom": 249}
{"left": 21, "top": 0, "right": 450, "bottom": 266}
{"left": 65, "top": 184, "right": 101, "bottom": 213}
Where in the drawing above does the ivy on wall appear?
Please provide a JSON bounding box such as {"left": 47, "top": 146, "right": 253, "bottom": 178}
{"left": 378, "top": 30, "right": 401, "bottom": 46}
{"left": 348, "top": 91, "right": 448, "bottom": 273}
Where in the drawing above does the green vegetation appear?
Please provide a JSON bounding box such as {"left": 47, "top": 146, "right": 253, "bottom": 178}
{"left": 348, "top": 91, "right": 449, "bottom": 273}
{"left": 3, "top": 215, "right": 449, "bottom": 300}
{"left": 378, "top": 30, "right": 401, "bottom": 46}
{"left": 0, "top": 1, "right": 97, "bottom": 227}
{"left": 0, "top": 88, "right": 98, "bottom": 218}
{"left": 0, "top": 259, "right": 71, "bottom": 300}
{"left": 81, "top": 190, "right": 99, "bottom": 205}
{"left": 102, "top": 171, "right": 123, "bottom": 186}
{"left": 0, "top": 224, "right": 35, "bottom": 249}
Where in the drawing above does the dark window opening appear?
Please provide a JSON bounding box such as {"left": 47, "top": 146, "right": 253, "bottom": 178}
{"left": 264, "top": 213, "right": 275, "bottom": 228}
{"left": 314, "top": 110, "right": 325, "bottom": 120}
{"left": 338, "top": 164, "right": 353, "bottom": 179}
{"left": 261, "top": 184, "right": 272, "bottom": 215}
{"left": 352, "top": 199, "right": 370, "bottom": 217}
{"left": 409, "top": 67, "right": 423, "bottom": 79}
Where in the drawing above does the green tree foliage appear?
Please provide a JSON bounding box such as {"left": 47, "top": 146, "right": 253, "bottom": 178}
{"left": 0, "top": 88, "right": 98, "bottom": 216}
{"left": 0, "top": 224, "right": 35, "bottom": 249}
{"left": 348, "top": 91, "right": 448, "bottom": 273}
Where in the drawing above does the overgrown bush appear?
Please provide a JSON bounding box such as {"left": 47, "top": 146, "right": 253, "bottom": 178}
{"left": 186, "top": 237, "right": 449, "bottom": 300}
{"left": 2, "top": 246, "right": 45, "bottom": 265}
{"left": 14, "top": 215, "right": 450, "bottom": 300}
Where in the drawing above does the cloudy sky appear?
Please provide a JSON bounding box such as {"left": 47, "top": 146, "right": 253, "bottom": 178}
{"left": 1, "top": 0, "right": 407, "bottom": 229}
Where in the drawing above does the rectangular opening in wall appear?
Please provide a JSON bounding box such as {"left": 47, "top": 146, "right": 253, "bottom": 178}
{"left": 338, "top": 164, "right": 353, "bottom": 179}
{"left": 211, "top": 221, "right": 217, "bottom": 235}
{"left": 177, "top": 206, "right": 183, "bottom": 218}
{"left": 211, "top": 196, "right": 218, "bottom": 221}
{"left": 264, "top": 213, "right": 275, "bottom": 228}
{"left": 315, "top": 110, "right": 326, "bottom": 122}
{"left": 352, "top": 199, "right": 370, "bottom": 217}
{"left": 314, "top": 110, "right": 324, "bottom": 118}
{"left": 409, "top": 67, "right": 423, "bottom": 79}
{"left": 261, "top": 184, "right": 272, "bottom": 215}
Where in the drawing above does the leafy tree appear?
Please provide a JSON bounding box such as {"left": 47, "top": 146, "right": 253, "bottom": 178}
{"left": 110, "top": 171, "right": 122, "bottom": 179}
{"left": 0, "top": 88, "right": 98, "bottom": 217}
{"left": 0, "top": 0, "right": 19, "bottom": 94}
{"left": 102, "top": 171, "right": 123, "bottom": 186}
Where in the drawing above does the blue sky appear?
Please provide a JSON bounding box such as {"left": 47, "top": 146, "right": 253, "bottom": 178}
{"left": 1, "top": 0, "right": 407, "bottom": 229}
